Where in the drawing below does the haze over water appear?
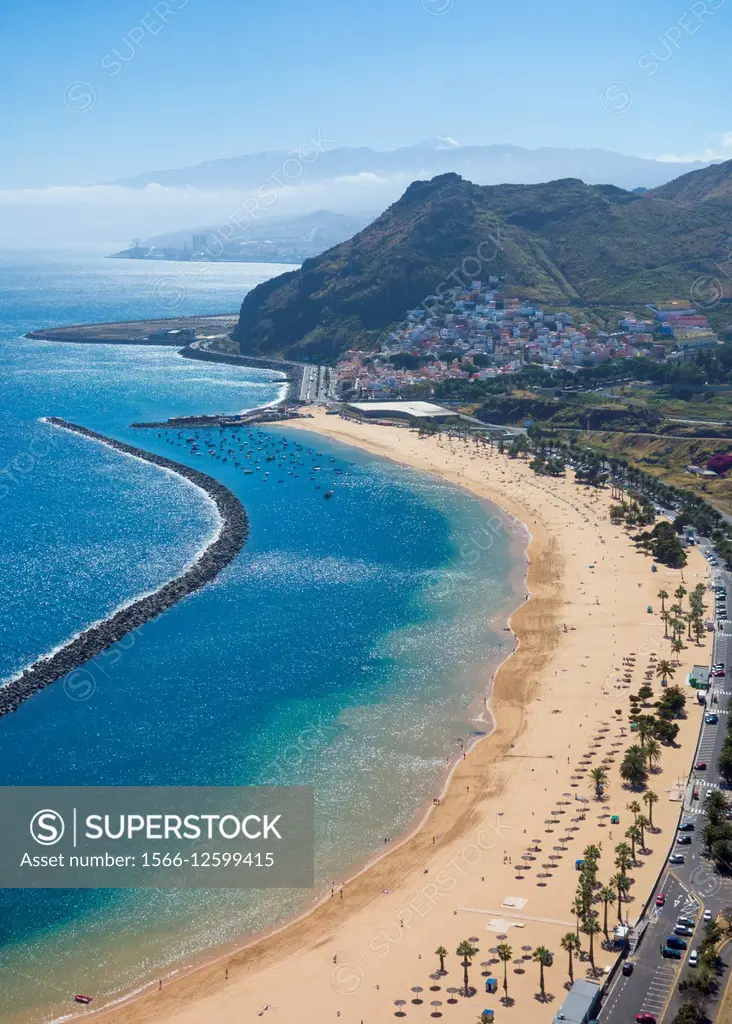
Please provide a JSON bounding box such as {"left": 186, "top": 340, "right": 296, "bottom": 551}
{"left": 0, "top": 253, "right": 521, "bottom": 1023}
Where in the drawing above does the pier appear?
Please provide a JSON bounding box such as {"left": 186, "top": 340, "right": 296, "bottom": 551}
{"left": 0, "top": 419, "right": 249, "bottom": 719}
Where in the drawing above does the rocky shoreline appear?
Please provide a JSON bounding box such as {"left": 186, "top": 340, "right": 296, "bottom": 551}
{"left": 0, "top": 419, "right": 249, "bottom": 719}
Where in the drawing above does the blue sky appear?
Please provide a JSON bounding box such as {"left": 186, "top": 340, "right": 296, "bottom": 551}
{"left": 2, "top": 0, "right": 731, "bottom": 187}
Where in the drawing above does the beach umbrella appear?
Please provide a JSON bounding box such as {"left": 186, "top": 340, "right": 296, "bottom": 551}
{"left": 521, "top": 945, "right": 532, "bottom": 952}
{"left": 469, "top": 936, "right": 480, "bottom": 943}
{"left": 394, "top": 998, "right": 407, "bottom": 1017}
{"left": 446, "top": 987, "right": 459, "bottom": 1003}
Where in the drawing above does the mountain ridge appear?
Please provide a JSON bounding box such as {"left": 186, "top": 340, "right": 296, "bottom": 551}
{"left": 111, "top": 141, "right": 713, "bottom": 192}
{"left": 232, "top": 164, "right": 732, "bottom": 363}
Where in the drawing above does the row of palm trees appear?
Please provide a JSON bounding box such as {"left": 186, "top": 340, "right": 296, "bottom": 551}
{"left": 436, "top": 939, "right": 554, "bottom": 1003}
{"left": 560, "top": 821, "right": 654, "bottom": 986}
{"left": 658, "top": 584, "right": 707, "bottom": 653}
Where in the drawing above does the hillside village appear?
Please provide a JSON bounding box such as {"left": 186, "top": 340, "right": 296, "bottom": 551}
{"left": 334, "top": 282, "right": 722, "bottom": 400}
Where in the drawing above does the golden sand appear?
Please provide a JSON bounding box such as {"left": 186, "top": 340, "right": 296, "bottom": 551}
{"left": 94, "top": 412, "right": 710, "bottom": 1024}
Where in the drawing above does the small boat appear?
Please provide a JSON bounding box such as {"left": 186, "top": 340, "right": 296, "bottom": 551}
{"left": 324, "top": 490, "right": 334, "bottom": 499}
{"left": 74, "top": 995, "right": 93, "bottom": 1005}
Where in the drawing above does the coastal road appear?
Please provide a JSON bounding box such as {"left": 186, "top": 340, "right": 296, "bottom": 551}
{"left": 298, "top": 364, "right": 335, "bottom": 404}
{"left": 599, "top": 549, "right": 732, "bottom": 1023}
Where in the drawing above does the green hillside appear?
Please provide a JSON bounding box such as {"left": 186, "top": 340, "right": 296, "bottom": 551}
{"left": 233, "top": 163, "right": 732, "bottom": 362}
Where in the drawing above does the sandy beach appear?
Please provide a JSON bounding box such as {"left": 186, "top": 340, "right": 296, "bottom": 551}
{"left": 94, "top": 410, "right": 710, "bottom": 1024}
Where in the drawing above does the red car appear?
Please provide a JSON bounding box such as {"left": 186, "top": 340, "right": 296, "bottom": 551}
{"left": 656, "top": 893, "right": 666, "bottom": 907}
{"left": 695, "top": 762, "right": 708, "bottom": 771}
{"left": 636, "top": 1015, "right": 657, "bottom": 1024}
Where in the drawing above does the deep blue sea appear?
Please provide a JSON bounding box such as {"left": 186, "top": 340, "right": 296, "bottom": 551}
{"left": 0, "top": 252, "right": 521, "bottom": 1023}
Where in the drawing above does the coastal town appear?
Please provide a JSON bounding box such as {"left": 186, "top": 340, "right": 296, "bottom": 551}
{"left": 332, "top": 283, "right": 721, "bottom": 400}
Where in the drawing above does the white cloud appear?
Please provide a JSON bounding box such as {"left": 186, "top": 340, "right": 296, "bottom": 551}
{"left": 653, "top": 131, "right": 732, "bottom": 164}
{"left": 0, "top": 176, "right": 406, "bottom": 247}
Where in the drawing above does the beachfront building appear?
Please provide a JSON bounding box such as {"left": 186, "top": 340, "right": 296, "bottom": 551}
{"left": 552, "top": 978, "right": 602, "bottom": 1024}
{"left": 344, "top": 400, "right": 481, "bottom": 426}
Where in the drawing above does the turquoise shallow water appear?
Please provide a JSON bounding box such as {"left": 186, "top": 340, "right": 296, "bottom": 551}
{"left": 0, "top": 252, "right": 523, "bottom": 1023}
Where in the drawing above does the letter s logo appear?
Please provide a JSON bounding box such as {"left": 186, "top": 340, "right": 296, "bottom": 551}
{"left": 30, "top": 809, "right": 65, "bottom": 846}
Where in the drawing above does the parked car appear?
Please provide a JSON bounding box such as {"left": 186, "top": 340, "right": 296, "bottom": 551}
{"left": 666, "top": 936, "right": 688, "bottom": 950}
{"left": 706, "top": 714, "right": 719, "bottom": 724}
{"left": 689, "top": 949, "right": 699, "bottom": 967}
{"left": 712, "top": 669, "right": 725, "bottom": 677}
{"left": 669, "top": 853, "right": 686, "bottom": 865}
{"left": 622, "top": 960, "right": 634, "bottom": 976}
{"left": 663, "top": 946, "right": 682, "bottom": 959}
{"left": 679, "top": 822, "right": 695, "bottom": 831}
{"left": 636, "top": 1015, "right": 657, "bottom": 1023}
{"left": 695, "top": 762, "right": 708, "bottom": 771}
{"left": 674, "top": 925, "right": 694, "bottom": 936}
{"left": 677, "top": 835, "right": 692, "bottom": 845}
{"left": 677, "top": 917, "right": 695, "bottom": 927}
{"left": 704, "top": 909, "right": 713, "bottom": 922}
{"left": 656, "top": 893, "right": 666, "bottom": 907}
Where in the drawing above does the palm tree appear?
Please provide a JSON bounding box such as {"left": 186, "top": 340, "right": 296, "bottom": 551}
{"left": 636, "top": 719, "right": 654, "bottom": 746}
{"left": 533, "top": 946, "right": 553, "bottom": 1000}
{"left": 496, "top": 943, "right": 512, "bottom": 1000}
{"left": 658, "top": 589, "right": 669, "bottom": 614}
{"left": 671, "top": 638, "right": 684, "bottom": 663}
{"left": 598, "top": 886, "right": 616, "bottom": 937}
{"left": 582, "top": 917, "right": 601, "bottom": 971}
{"left": 435, "top": 945, "right": 448, "bottom": 975}
{"left": 456, "top": 940, "right": 478, "bottom": 997}
{"left": 655, "top": 659, "right": 675, "bottom": 684}
{"left": 616, "top": 873, "right": 631, "bottom": 914}
{"left": 661, "top": 610, "right": 671, "bottom": 639}
{"left": 620, "top": 747, "right": 648, "bottom": 789}
{"left": 590, "top": 766, "right": 608, "bottom": 800}
{"left": 644, "top": 739, "right": 662, "bottom": 772}
{"left": 625, "top": 824, "right": 641, "bottom": 862}
{"left": 704, "top": 790, "right": 729, "bottom": 824}
{"left": 636, "top": 814, "right": 651, "bottom": 850}
{"left": 614, "top": 842, "right": 632, "bottom": 874}
{"left": 674, "top": 585, "right": 687, "bottom": 606}
{"left": 627, "top": 800, "right": 642, "bottom": 820}
{"left": 560, "top": 932, "right": 580, "bottom": 985}
{"left": 643, "top": 790, "right": 659, "bottom": 827}
{"left": 571, "top": 896, "right": 584, "bottom": 941}
{"left": 583, "top": 844, "right": 602, "bottom": 864}
{"left": 610, "top": 872, "right": 630, "bottom": 922}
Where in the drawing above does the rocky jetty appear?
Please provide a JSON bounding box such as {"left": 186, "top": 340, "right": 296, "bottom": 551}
{"left": 0, "top": 419, "right": 249, "bottom": 719}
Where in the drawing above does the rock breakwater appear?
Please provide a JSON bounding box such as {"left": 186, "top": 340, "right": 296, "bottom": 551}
{"left": 0, "top": 418, "right": 248, "bottom": 719}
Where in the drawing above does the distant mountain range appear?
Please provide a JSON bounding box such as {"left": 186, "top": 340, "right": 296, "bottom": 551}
{"left": 232, "top": 160, "right": 732, "bottom": 364}
{"left": 112, "top": 140, "right": 712, "bottom": 193}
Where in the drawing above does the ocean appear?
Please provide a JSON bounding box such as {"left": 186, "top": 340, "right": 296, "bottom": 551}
{"left": 0, "top": 251, "right": 522, "bottom": 1023}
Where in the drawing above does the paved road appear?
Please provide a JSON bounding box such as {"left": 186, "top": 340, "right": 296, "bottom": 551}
{"left": 599, "top": 549, "right": 732, "bottom": 1023}
{"left": 299, "top": 365, "right": 333, "bottom": 403}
